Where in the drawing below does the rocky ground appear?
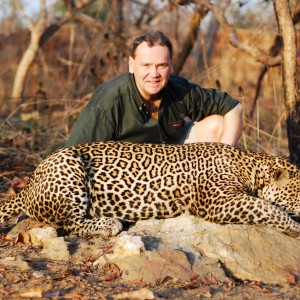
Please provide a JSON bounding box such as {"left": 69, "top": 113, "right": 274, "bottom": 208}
{"left": 0, "top": 214, "right": 299, "bottom": 299}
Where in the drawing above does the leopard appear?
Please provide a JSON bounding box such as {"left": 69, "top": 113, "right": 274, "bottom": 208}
{"left": 0, "top": 141, "right": 299, "bottom": 238}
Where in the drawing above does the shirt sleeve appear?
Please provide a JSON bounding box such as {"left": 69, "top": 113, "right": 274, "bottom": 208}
{"left": 187, "top": 83, "right": 239, "bottom": 121}
{"left": 65, "top": 105, "right": 115, "bottom": 146}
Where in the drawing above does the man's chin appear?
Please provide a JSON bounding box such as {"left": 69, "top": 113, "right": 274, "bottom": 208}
{"left": 146, "top": 86, "right": 164, "bottom": 96}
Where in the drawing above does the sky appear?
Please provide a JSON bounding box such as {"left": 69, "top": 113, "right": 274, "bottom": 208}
{"left": 0, "top": 0, "right": 57, "bottom": 20}
{"left": 23, "top": 0, "right": 56, "bottom": 16}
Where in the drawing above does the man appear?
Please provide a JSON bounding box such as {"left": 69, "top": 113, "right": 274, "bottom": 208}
{"left": 66, "top": 31, "right": 243, "bottom": 147}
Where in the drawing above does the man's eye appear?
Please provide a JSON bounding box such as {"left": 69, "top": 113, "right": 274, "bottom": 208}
{"left": 158, "top": 65, "right": 167, "bottom": 70}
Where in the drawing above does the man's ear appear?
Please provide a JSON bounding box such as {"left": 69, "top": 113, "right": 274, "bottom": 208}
{"left": 129, "top": 56, "right": 134, "bottom": 73}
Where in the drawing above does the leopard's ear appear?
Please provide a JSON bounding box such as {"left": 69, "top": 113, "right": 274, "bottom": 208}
{"left": 273, "top": 168, "right": 290, "bottom": 182}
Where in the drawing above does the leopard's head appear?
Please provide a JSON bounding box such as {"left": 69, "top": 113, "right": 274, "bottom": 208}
{"left": 261, "top": 167, "right": 300, "bottom": 216}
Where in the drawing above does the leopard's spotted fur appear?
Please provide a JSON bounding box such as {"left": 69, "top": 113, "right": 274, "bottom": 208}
{"left": 1, "top": 142, "right": 299, "bottom": 237}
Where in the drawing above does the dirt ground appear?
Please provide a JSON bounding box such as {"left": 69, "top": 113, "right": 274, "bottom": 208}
{"left": 0, "top": 147, "right": 300, "bottom": 300}
{"left": 0, "top": 230, "right": 300, "bottom": 300}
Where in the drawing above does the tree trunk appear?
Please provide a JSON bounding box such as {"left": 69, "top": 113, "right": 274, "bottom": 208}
{"left": 273, "top": 0, "right": 300, "bottom": 166}
{"left": 173, "top": 9, "right": 205, "bottom": 74}
{"left": 11, "top": 30, "right": 45, "bottom": 100}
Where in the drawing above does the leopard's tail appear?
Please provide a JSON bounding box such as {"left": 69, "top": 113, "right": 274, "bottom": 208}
{"left": 0, "top": 192, "right": 27, "bottom": 223}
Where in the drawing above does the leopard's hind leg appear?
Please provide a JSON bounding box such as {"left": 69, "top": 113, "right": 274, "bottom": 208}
{"left": 0, "top": 193, "right": 26, "bottom": 224}
{"left": 54, "top": 190, "right": 123, "bottom": 237}
{"left": 44, "top": 157, "right": 123, "bottom": 237}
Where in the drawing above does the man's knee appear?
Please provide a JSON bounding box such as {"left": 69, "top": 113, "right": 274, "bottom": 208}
{"left": 184, "top": 115, "right": 224, "bottom": 143}
{"left": 198, "top": 115, "right": 223, "bottom": 136}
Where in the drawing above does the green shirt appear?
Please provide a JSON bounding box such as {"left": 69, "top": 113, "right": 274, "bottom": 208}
{"left": 66, "top": 73, "right": 239, "bottom": 146}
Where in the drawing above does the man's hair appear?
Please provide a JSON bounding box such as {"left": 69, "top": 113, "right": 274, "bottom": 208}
{"left": 130, "top": 31, "right": 173, "bottom": 59}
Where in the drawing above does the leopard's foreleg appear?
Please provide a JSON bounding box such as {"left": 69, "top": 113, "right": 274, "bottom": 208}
{"left": 64, "top": 216, "right": 123, "bottom": 237}
{"left": 200, "top": 194, "right": 300, "bottom": 238}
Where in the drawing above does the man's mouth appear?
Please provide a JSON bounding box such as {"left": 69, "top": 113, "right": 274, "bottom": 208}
{"left": 147, "top": 80, "right": 160, "bottom": 85}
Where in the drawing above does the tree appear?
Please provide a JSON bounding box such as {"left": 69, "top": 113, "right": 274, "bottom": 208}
{"left": 273, "top": 0, "right": 300, "bottom": 166}
{"left": 11, "top": 0, "right": 96, "bottom": 101}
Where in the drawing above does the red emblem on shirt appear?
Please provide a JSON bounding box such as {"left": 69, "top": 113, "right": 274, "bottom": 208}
{"left": 172, "top": 120, "right": 184, "bottom": 128}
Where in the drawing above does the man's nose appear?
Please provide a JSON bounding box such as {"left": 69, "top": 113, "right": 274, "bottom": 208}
{"left": 149, "top": 65, "right": 159, "bottom": 76}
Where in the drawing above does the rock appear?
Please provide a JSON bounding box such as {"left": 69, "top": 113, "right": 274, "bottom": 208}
{"left": 108, "top": 233, "right": 145, "bottom": 259}
{"left": 193, "top": 223, "right": 300, "bottom": 284}
{"left": 28, "top": 227, "right": 70, "bottom": 261}
{"left": 72, "top": 234, "right": 145, "bottom": 265}
{"left": 40, "top": 235, "right": 70, "bottom": 261}
{"left": 28, "top": 227, "right": 58, "bottom": 247}
{"left": 106, "top": 248, "right": 193, "bottom": 282}
{"left": 5, "top": 220, "right": 70, "bottom": 261}
{"left": 129, "top": 215, "right": 300, "bottom": 284}
{"left": 0, "top": 257, "right": 30, "bottom": 271}
{"left": 70, "top": 236, "right": 115, "bottom": 262}
{"left": 95, "top": 233, "right": 194, "bottom": 282}
{"left": 6, "top": 218, "right": 43, "bottom": 238}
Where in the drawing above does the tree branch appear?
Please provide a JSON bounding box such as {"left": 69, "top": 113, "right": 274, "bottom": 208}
{"left": 190, "top": 0, "right": 282, "bottom": 66}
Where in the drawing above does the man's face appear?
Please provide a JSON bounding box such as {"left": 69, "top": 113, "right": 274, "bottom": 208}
{"left": 129, "top": 41, "right": 173, "bottom": 101}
